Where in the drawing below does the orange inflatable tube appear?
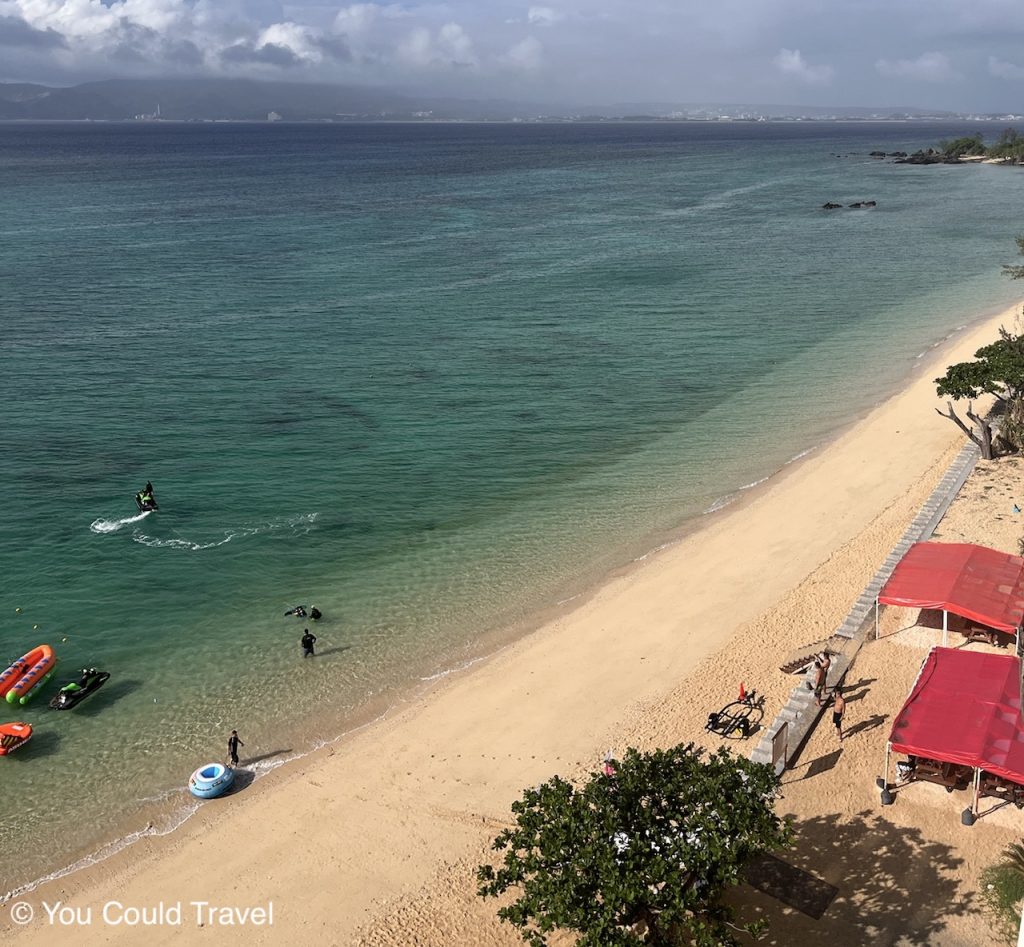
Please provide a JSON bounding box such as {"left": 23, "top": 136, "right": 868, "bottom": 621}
{"left": 0, "top": 645, "right": 57, "bottom": 705}
{"left": 0, "top": 722, "right": 33, "bottom": 755}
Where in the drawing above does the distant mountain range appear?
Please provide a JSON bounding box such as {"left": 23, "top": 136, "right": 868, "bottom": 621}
{"left": 0, "top": 78, "right": 1012, "bottom": 123}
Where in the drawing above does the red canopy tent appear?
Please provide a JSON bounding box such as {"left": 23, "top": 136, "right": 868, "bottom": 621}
{"left": 883, "top": 647, "right": 1024, "bottom": 819}
{"left": 876, "top": 542, "right": 1024, "bottom": 645}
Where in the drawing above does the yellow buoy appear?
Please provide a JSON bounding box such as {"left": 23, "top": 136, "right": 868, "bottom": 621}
{"left": 15, "top": 607, "right": 21, "bottom": 613}
{"left": 32, "top": 624, "right": 38, "bottom": 630}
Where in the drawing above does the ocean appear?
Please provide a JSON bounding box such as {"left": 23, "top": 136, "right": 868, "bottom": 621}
{"left": 2, "top": 119, "right": 1022, "bottom": 893}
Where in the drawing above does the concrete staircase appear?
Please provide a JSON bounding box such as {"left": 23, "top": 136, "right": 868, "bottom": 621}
{"left": 750, "top": 441, "right": 980, "bottom": 773}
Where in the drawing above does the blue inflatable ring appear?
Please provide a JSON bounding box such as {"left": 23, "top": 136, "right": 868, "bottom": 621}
{"left": 188, "top": 762, "right": 235, "bottom": 799}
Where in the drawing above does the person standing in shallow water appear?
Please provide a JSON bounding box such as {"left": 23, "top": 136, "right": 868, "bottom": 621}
{"left": 301, "top": 629, "right": 317, "bottom": 658}
{"left": 227, "top": 729, "right": 244, "bottom": 767}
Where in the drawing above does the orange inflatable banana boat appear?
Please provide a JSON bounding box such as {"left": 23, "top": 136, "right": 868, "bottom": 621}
{"left": 0, "top": 722, "right": 32, "bottom": 755}
{"left": 0, "top": 645, "right": 57, "bottom": 705}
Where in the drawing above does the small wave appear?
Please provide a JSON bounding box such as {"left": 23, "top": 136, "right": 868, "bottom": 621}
{"left": 0, "top": 801, "right": 200, "bottom": 906}
{"left": 418, "top": 654, "right": 488, "bottom": 682}
{"left": 90, "top": 510, "right": 152, "bottom": 534}
{"left": 0, "top": 697, "right": 389, "bottom": 906}
{"left": 703, "top": 494, "right": 737, "bottom": 515}
{"left": 132, "top": 512, "right": 319, "bottom": 551}
{"left": 916, "top": 324, "right": 969, "bottom": 359}
{"left": 739, "top": 475, "right": 769, "bottom": 491}
{"left": 785, "top": 446, "right": 817, "bottom": 465}
{"left": 632, "top": 539, "right": 681, "bottom": 562}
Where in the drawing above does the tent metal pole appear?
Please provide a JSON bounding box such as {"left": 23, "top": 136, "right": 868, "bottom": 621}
{"left": 883, "top": 742, "right": 891, "bottom": 785}
{"left": 875, "top": 599, "right": 879, "bottom": 640}
{"left": 973, "top": 767, "right": 981, "bottom": 817}
{"left": 943, "top": 610, "right": 948, "bottom": 647}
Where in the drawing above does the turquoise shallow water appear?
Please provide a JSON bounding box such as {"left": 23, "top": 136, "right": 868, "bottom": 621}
{"left": 1, "top": 121, "right": 1023, "bottom": 891}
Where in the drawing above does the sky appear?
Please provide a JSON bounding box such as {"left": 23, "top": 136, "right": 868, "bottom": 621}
{"left": 2, "top": 0, "right": 1024, "bottom": 110}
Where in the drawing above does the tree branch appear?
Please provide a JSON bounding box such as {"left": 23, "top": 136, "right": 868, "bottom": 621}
{"left": 936, "top": 402, "right": 980, "bottom": 444}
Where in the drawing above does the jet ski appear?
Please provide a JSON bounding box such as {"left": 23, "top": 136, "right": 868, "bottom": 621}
{"left": 135, "top": 492, "right": 158, "bottom": 512}
{"left": 49, "top": 669, "right": 110, "bottom": 710}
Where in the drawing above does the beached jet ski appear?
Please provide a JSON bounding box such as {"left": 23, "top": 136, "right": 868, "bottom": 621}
{"left": 49, "top": 669, "right": 110, "bottom": 710}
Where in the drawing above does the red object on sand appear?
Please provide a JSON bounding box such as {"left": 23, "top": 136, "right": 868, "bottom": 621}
{"left": 738, "top": 682, "right": 746, "bottom": 702}
{"left": 889, "top": 647, "right": 1024, "bottom": 784}
{"left": 878, "top": 542, "right": 1024, "bottom": 633}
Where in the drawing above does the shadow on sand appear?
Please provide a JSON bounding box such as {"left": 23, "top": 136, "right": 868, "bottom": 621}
{"left": 729, "top": 810, "right": 973, "bottom": 944}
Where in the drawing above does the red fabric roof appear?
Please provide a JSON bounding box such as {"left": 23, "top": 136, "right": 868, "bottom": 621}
{"left": 877, "top": 542, "right": 1024, "bottom": 633}
{"left": 889, "top": 648, "right": 1024, "bottom": 783}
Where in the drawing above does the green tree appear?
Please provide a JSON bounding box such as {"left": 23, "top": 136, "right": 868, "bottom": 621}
{"left": 935, "top": 326, "right": 1024, "bottom": 458}
{"left": 1003, "top": 236, "right": 1024, "bottom": 281}
{"left": 980, "top": 840, "right": 1024, "bottom": 943}
{"left": 989, "top": 128, "right": 1024, "bottom": 162}
{"left": 477, "top": 743, "right": 792, "bottom": 947}
{"left": 937, "top": 134, "right": 987, "bottom": 157}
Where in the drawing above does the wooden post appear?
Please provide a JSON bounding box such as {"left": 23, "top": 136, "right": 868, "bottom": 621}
{"left": 943, "top": 610, "right": 948, "bottom": 647}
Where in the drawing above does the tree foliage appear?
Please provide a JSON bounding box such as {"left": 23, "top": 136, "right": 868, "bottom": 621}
{"left": 935, "top": 326, "right": 1024, "bottom": 457}
{"left": 989, "top": 128, "right": 1024, "bottom": 162}
{"left": 477, "top": 743, "right": 792, "bottom": 947}
{"left": 937, "top": 134, "right": 987, "bottom": 158}
{"left": 979, "top": 839, "right": 1024, "bottom": 944}
{"left": 1003, "top": 235, "right": 1024, "bottom": 281}
{"left": 935, "top": 329, "right": 1024, "bottom": 405}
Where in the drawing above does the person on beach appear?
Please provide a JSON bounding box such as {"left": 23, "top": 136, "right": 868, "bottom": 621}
{"left": 227, "top": 730, "right": 244, "bottom": 767}
{"left": 814, "top": 652, "right": 831, "bottom": 706}
{"left": 832, "top": 688, "right": 846, "bottom": 741}
{"left": 301, "top": 629, "right": 317, "bottom": 657}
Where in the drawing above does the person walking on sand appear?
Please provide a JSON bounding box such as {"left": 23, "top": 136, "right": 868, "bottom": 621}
{"left": 301, "top": 629, "right": 317, "bottom": 658}
{"left": 227, "top": 729, "right": 244, "bottom": 767}
{"left": 832, "top": 688, "right": 846, "bottom": 741}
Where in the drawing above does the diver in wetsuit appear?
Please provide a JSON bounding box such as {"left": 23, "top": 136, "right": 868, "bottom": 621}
{"left": 301, "top": 630, "right": 317, "bottom": 657}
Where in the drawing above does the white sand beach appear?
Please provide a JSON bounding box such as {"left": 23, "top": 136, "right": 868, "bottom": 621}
{"left": 4, "top": 303, "right": 1023, "bottom": 947}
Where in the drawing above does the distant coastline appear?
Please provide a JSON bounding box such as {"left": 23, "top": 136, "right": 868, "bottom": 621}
{"left": 2, "top": 77, "right": 1022, "bottom": 124}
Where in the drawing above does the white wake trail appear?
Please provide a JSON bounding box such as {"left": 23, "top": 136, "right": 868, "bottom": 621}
{"left": 90, "top": 510, "right": 152, "bottom": 534}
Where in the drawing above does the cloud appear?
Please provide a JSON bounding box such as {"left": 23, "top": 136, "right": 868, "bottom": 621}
{"left": 397, "top": 22, "right": 476, "bottom": 70}
{"left": 0, "top": 14, "right": 66, "bottom": 48}
{"left": 875, "top": 51, "right": 956, "bottom": 82}
{"left": 502, "top": 35, "right": 542, "bottom": 71}
{"left": 527, "top": 6, "right": 562, "bottom": 26}
{"left": 774, "top": 48, "right": 833, "bottom": 84}
{"left": 0, "top": 0, "right": 1020, "bottom": 110}
{"left": 989, "top": 56, "right": 1024, "bottom": 80}
{"left": 221, "top": 41, "right": 302, "bottom": 68}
